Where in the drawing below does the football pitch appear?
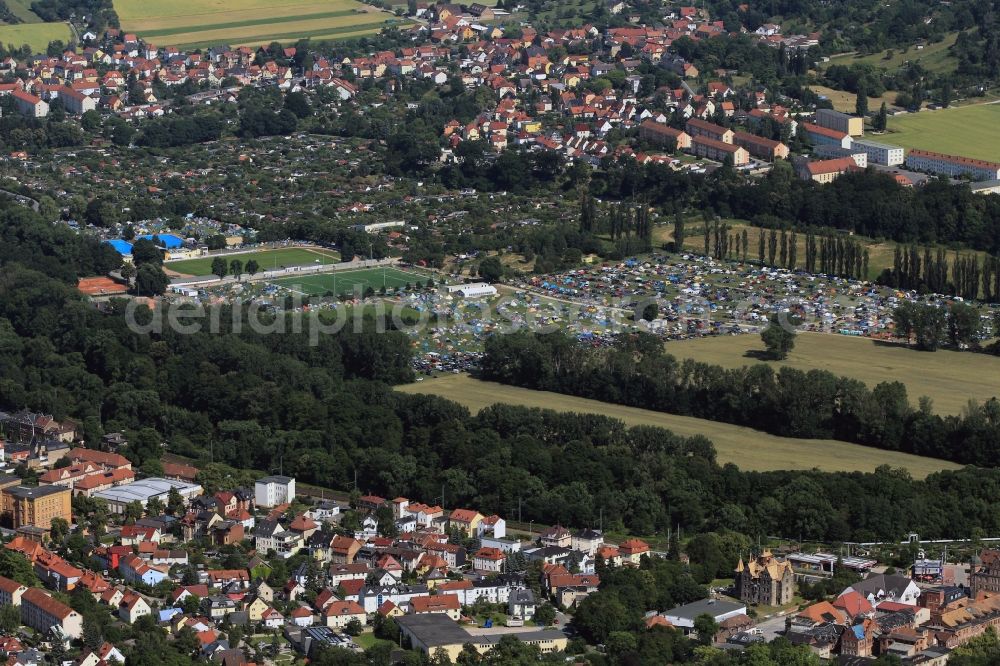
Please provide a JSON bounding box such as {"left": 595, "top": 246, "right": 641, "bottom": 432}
{"left": 165, "top": 247, "right": 339, "bottom": 276}
{"left": 271, "top": 267, "right": 430, "bottom": 296}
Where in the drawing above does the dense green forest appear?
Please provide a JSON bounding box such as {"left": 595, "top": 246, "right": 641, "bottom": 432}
{"left": 0, "top": 202, "right": 998, "bottom": 544}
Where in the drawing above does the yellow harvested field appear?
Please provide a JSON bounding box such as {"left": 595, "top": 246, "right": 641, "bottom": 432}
{"left": 809, "top": 85, "right": 896, "bottom": 113}
{"left": 666, "top": 332, "right": 1000, "bottom": 416}
{"left": 397, "top": 374, "right": 961, "bottom": 478}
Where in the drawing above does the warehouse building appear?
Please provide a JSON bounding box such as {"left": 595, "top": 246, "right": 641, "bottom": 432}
{"left": 395, "top": 614, "right": 567, "bottom": 662}
{"left": 95, "top": 477, "right": 202, "bottom": 514}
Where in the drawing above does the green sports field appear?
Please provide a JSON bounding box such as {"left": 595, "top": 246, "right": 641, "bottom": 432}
{"left": 271, "top": 267, "right": 429, "bottom": 296}
{"left": 885, "top": 104, "right": 1000, "bottom": 163}
{"left": 165, "top": 247, "right": 339, "bottom": 276}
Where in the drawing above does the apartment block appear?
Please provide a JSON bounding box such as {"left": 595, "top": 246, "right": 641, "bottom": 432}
{"left": 638, "top": 120, "right": 691, "bottom": 149}
{"left": 851, "top": 139, "right": 905, "bottom": 166}
{"left": 685, "top": 118, "right": 734, "bottom": 143}
{"left": 690, "top": 135, "right": 749, "bottom": 165}
{"left": 732, "top": 130, "right": 789, "bottom": 161}
{"left": 2, "top": 485, "right": 72, "bottom": 529}
{"left": 815, "top": 108, "right": 863, "bottom": 136}
{"left": 905, "top": 149, "right": 1000, "bottom": 181}
{"left": 21, "top": 587, "right": 83, "bottom": 639}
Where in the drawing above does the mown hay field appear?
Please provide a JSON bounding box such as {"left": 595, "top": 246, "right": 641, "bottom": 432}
{"left": 397, "top": 374, "right": 962, "bottom": 478}
{"left": 666, "top": 332, "right": 1000, "bottom": 416}
{"left": 114, "top": 0, "right": 401, "bottom": 46}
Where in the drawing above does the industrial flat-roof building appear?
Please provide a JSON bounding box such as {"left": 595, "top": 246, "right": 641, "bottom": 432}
{"left": 444, "top": 283, "right": 498, "bottom": 299}
{"left": 95, "top": 477, "right": 202, "bottom": 514}
{"left": 395, "top": 614, "right": 568, "bottom": 661}
{"left": 785, "top": 552, "right": 877, "bottom": 576}
{"left": 661, "top": 599, "right": 747, "bottom": 631}
{"left": 970, "top": 179, "right": 1000, "bottom": 195}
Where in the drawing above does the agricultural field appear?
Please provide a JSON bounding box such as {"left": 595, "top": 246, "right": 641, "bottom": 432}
{"left": 164, "top": 247, "right": 339, "bottom": 276}
{"left": 0, "top": 22, "right": 71, "bottom": 52}
{"left": 883, "top": 104, "right": 1000, "bottom": 163}
{"left": 397, "top": 374, "right": 960, "bottom": 477}
{"left": 270, "top": 266, "right": 430, "bottom": 296}
{"left": 665, "top": 332, "right": 1000, "bottom": 416}
{"left": 113, "top": 0, "right": 404, "bottom": 47}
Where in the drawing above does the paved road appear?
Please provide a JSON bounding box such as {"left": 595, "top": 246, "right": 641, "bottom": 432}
{"left": 754, "top": 614, "right": 788, "bottom": 641}
{"left": 0, "top": 188, "right": 39, "bottom": 211}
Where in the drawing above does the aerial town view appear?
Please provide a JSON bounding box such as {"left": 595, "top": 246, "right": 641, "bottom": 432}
{"left": 0, "top": 0, "right": 999, "bottom": 662}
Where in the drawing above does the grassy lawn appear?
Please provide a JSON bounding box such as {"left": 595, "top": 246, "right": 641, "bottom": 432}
{"left": 114, "top": 0, "right": 398, "bottom": 45}
{"left": 827, "top": 32, "right": 960, "bottom": 75}
{"left": 665, "top": 331, "right": 1000, "bottom": 416}
{"left": 396, "top": 374, "right": 961, "bottom": 478}
{"left": 0, "top": 22, "right": 71, "bottom": 51}
{"left": 271, "top": 267, "right": 430, "bottom": 296}
{"left": 883, "top": 104, "right": 1000, "bottom": 163}
{"left": 354, "top": 631, "right": 392, "bottom": 650}
{"left": 164, "top": 247, "right": 339, "bottom": 276}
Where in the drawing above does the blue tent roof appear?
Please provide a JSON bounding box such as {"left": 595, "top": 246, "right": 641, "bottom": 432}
{"left": 139, "top": 233, "right": 184, "bottom": 249}
{"left": 105, "top": 239, "right": 133, "bottom": 255}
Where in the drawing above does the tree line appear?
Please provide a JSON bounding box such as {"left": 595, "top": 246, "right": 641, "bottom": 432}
{"left": 481, "top": 330, "right": 1000, "bottom": 467}
{"left": 882, "top": 245, "right": 1000, "bottom": 302}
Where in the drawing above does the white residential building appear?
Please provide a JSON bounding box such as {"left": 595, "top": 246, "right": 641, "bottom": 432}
{"left": 255, "top": 475, "right": 295, "bottom": 508}
{"left": 905, "top": 149, "right": 1000, "bottom": 181}
{"left": 852, "top": 139, "right": 905, "bottom": 166}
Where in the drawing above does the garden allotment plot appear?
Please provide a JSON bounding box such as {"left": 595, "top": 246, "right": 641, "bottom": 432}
{"left": 113, "top": 0, "right": 399, "bottom": 47}
{"left": 272, "top": 267, "right": 428, "bottom": 296}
